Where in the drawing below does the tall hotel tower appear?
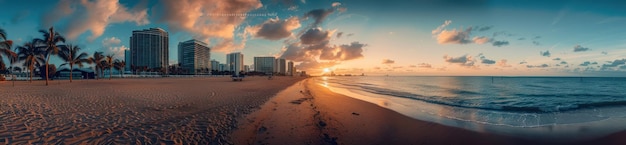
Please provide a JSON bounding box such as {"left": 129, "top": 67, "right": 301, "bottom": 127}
{"left": 178, "top": 39, "right": 210, "bottom": 74}
{"left": 227, "top": 52, "right": 244, "bottom": 73}
{"left": 130, "top": 28, "right": 169, "bottom": 72}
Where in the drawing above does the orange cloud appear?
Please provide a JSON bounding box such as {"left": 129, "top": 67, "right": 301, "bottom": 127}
{"left": 497, "top": 59, "right": 512, "bottom": 67}
{"left": 432, "top": 20, "right": 501, "bottom": 46}
{"left": 158, "top": 0, "right": 262, "bottom": 52}
{"left": 436, "top": 29, "right": 471, "bottom": 44}
{"left": 382, "top": 59, "right": 395, "bottom": 64}
{"left": 248, "top": 17, "right": 301, "bottom": 40}
{"left": 472, "top": 36, "right": 490, "bottom": 44}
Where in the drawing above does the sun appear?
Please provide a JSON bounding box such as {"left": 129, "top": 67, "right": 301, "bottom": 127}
{"left": 323, "top": 68, "right": 331, "bottom": 73}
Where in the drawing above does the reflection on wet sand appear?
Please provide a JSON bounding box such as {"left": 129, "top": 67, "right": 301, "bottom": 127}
{"left": 318, "top": 76, "right": 626, "bottom": 142}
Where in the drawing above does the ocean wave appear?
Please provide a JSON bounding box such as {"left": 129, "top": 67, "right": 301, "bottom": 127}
{"left": 338, "top": 83, "right": 626, "bottom": 113}
{"left": 320, "top": 77, "right": 626, "bottom": 139}
{"left": 523, "top": 84, "right": 551, "bottom": 89}
{"left": 514, "top": 93, "right": 615, "bottom": 98}
{"left": 449, "top": 89, "right": 482, "bottom": 96}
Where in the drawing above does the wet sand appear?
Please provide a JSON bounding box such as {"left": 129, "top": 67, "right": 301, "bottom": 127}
{"left": 0, "top": 76, "right": 303, "bottom": 144}
{"left": 232, "top": 78, "right": 626, "bottom": 145}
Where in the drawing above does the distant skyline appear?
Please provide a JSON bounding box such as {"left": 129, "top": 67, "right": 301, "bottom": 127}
{"left": 1, "top": 0, "right": 626, "bottom": 76}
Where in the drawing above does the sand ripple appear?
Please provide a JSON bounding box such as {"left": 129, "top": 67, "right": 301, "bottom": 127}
{"left": 0, "top": 77, "right": 303, "bottom": 144}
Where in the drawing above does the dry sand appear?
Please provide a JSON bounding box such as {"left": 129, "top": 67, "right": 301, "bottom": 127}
{"left": 232, "top": 78, "right": 626, "bottom": 145}
{"left": 0, "top": 76, "right": 303, "bottom": 144}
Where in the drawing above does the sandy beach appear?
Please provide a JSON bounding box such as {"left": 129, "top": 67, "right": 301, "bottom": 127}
{"left": 0, "top": 76, "right": 303, "bottom": 144}
{"left": 232, "top": 78, "right": 626, "bottom": 145}
{"left": 2, "top": 77, "right": 625, "bottom": 144}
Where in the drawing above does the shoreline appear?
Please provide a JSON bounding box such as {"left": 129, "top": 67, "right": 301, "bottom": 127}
{"left": 232, "top": 78, "right": 626, "bottom": 145}
{"left": 3, "top": 76, "right": 625, "bottom": 144}
{"left": 320, "top": 76, "right": 626, "bottom": 142}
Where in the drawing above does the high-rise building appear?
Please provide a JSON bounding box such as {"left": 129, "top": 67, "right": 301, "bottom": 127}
{"left": 273, "top": 58, "right": 286, "bottom": 74}
{"left": 124, "top": 50, "right": 131, "bottom": 71}
{"left": 178, "top": 39, "right": 210, "bottom": 74}
{"left": 210, "top": 60, "right": 220, "bottom": 71}
{"left": 218, "top": 63, "right": 226, "bottom": 72}
{"left": 273, "top": 59, "right": 279, "bottom": 73}
{"left": 275, "top": 58, "right": 287, "bottom": 75}
{"left": 244, "top": 65, "right": 250, "bottom": 72}
{"left": 130, "top": 28, "right": 169, "bottom": 72}
{"left": 227, "top": 52, "right": 244, "bottom": 73}
{"left": 288, "top": 61, "right": 294, "bottom": 76}
{"left": 254, "top": 57, "right": 275, "bottom": 74}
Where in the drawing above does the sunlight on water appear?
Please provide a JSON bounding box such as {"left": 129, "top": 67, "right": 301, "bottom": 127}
{"left": 320, "top": 77, "right": 329, "bottom": 87}
{"left": 318, "top": 76, "right": 626, "bottom": 141}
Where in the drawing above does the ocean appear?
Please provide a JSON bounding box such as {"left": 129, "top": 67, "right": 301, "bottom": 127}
{"left": 316, "top": 76, "right": 626, "bottom": 141}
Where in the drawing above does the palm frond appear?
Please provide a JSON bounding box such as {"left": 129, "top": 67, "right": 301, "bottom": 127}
{"left": 54, "top": 34, "right": 66, "bottom": 43}
{"left": 0, "top": 49, "right": 17, "bottom": 63}
{"left": 0, "top": 28, "right": 7, "bottom": 40}
{"left": 76, "top": 52, "right": 89, "bottom": 60}
{"left": 0, "top": 40, "right": 12, "bottom": 49}
{"left": 15, "top": 40, "right": 45, "bottom": 72}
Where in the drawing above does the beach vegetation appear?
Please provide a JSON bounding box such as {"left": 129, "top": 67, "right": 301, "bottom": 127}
{"left": 88, "top": 51, "right": 105, "bottom": 80}
{"left": 113, "top": 59, "right": 125, "bottom": 78}
{"left": 16, "top": 40, "right": 45, "bottom": 82}
{"left": 58, "top": 44, "right": 90, "bottom": 82}
{"left": 35, "top": 27, "right": 65, "bottom": 86}
{"left": 105, "top": 54, "right": 114, "bottom": 80}
{"left": 0, "top": 27, "right": 17, "bottom": 81}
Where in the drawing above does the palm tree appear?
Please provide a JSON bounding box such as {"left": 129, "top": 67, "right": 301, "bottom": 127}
{"left": 100, "top": 60, "right": 109, "bottom": 79}
{"left": 141, "top": 66, "right": 146, "bottom": 75}
{"left": 113, "top": 59, "right": 126, "bottom": 78}
{"left": 15, "top": 40, "right": 45, "bottom": 82}
{"left": 130, "top": 64, "right": 135, "bottom": 75}
{"left": 13, "top": 67, "right": 22, "bottom": 73}
{"left": 35, "top": 27, "right": 65, "bottom": 86}
{"left": 0, "top": 28, "right": 13, "bottom": 49}
{"left": 0, "top": 28, "right": 17, "bottom": 74}
{"left": 0, "top": 28, "right": 12, "bottom": 48}
{"left": 58, "top": 44, "right": 90, "bottom": 82}
{"left": 105, "top": 54, "right": 114, "bottom": 80}
{"left": 88, "top": 51, "right": 104, "bottom": 80}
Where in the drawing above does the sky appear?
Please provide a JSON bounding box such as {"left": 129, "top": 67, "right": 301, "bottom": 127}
{"left": 1, "top": 0, "right": 626, "bottom": 76}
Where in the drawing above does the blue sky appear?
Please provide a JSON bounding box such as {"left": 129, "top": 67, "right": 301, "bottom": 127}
{"left": 1, "top": 0, "right": 626, "bottom": 76}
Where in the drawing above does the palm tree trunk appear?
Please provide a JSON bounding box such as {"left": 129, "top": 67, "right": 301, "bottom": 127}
{"left": 45, "top": 55, "right": 50, "bottom": 86}
{"left": 109, "top": 67, "right": 112, "bottom": 80}
{"left": 95, "top": 67, "right": 99, "bottom": 80}
{"left": 69, "top": 64, "right": 73, "bottom": 83}
{"left": 29, "top": 66, "right": 32, "bottom": 82}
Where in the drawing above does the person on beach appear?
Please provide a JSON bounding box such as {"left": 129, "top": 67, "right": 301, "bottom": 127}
{"left": 239, "top": 71, "right": 245, "bottom": 78}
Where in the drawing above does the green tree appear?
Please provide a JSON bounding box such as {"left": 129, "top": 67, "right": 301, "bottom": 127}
{"left": 38, "top": 64, "right": 56, "bottom": 80}
{"left": 88, "top": 51, "right": 105, "bottom": 80}
{"left": 0, "top": 27, "right": 17, "bottom": 75}
{"left": 58, "top": 44, "right": 90, "bottom": 82}
{"left": 105, "top": 54, "right": 114, "bottom": 80}
{"left": 35, "top": 27, "right": 65, "bottom": 86}
{"left": 113, "top": 59, "right": 125, "bottom": 78}
{"left": 16, "top": 40, "right": 45, "bottom": 82}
